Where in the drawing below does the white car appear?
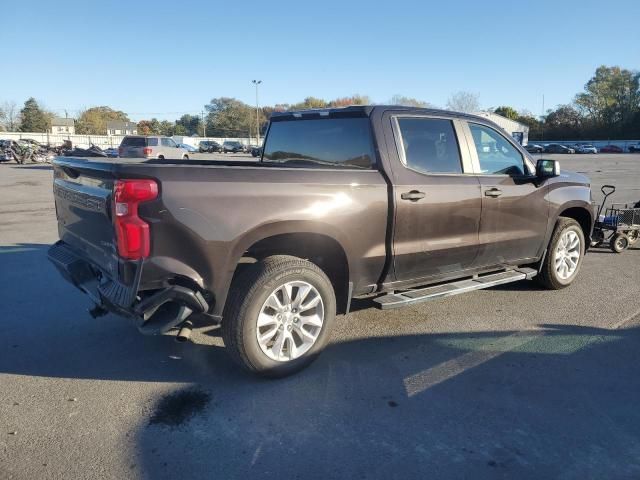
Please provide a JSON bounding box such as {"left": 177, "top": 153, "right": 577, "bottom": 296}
{"left": 576, "top": 145, "right": 598, "bottom": 154}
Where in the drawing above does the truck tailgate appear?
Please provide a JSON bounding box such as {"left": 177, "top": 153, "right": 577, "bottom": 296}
{"left": 52, "top": 160, "right": 118, "bottom": 276}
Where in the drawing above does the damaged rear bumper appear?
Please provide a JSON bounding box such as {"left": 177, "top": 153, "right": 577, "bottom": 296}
{"left": 47, "top": 241, "right": 209, "bottom": 334}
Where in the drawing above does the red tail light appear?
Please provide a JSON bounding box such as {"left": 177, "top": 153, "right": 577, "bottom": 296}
{"left": 113, "top": 179, "right": 158, "bottom": 260}
{"left": 143, "top": 147, "right": 153, "bottom": 156}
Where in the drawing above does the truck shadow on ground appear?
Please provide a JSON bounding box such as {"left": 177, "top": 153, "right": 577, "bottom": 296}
{"left": 2, "top": 244, "right": 640, "bottom": 479}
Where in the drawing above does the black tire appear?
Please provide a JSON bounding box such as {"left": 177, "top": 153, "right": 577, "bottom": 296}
{"left": 610, "top": 233, "right": 629, "bottom": 253}
{"left": 626, "top": 230, "right": 639, "bottom": 246}
{"left": 221, "top": 255, "right": 336, "bottom": 377}
{"left": 183, "top": 155, "right": 189, "bottom": 160}
{"left": 537, "top": 217, "right": 585, "bottom": 289}
{"left": 158, "top": 155, "right": 165, "bottom": 160}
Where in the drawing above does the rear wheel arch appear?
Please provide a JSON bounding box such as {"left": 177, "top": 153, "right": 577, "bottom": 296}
{"left": 230, "top": 232, "right": 351, "bottom": 315}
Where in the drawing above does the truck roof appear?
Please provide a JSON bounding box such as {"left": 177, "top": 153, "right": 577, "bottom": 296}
{"left": 270, "top": 105, "right": 491, "bottom": 122}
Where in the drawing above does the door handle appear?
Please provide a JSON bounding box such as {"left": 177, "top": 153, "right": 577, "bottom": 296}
{"left": 484, "top": 188, "right": 502, "bottom": 198}
{"left": 401, "top": 190, "right": 426, "bottom": 201}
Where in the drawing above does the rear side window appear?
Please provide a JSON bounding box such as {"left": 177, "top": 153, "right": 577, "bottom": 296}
{"left": 148, "top": 138, "right": 158, "bottom": 146}
{"left": 396, "top": 118, "right": 462, "bottom": 174}
{"left": 120, "top": 137, "right": 146, "bottom": 147}
{"left": 468, "top": 123, "right": 525, "bottom": 176}
{"left": 263, "top": 117, "right": 374, "bottom": 169}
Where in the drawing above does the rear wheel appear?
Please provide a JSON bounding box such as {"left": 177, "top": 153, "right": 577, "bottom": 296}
{"left": 610, "top": 233, "right": 629, "bottom": 253}
{"left": 183, "top": 155, "right": 189, "bottom": 160}
{"left": 222, "top": 255, "right": 336, "bottom": 377}
{"left": 537, "top": 217, "right": 585, "bottom": 289}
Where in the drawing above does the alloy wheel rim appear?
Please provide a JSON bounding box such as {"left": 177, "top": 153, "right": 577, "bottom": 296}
{"left": 256, "top": 281, "right": 324, "bottom": 362}
{"left": 554, "top": 230, "right": 581, "bottom": 280}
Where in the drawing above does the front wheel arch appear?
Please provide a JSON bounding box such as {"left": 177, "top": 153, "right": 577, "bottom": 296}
{"left": 555, "top": 206, "right": 593, "bottom": 247}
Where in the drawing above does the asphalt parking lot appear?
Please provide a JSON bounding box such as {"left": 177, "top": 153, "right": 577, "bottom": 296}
{"left": 1, "top": 154, "right": 640, "bottom": 479}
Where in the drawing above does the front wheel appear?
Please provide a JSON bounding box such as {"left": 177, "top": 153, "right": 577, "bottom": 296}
{"left": 626, "top": 230, "right": 639, "bottom": 246}
{"left": 537, "top": 217, "right": 585, "bottom": 289}
{"left": 222, "top": 255, "right": 336, "bottom": 377}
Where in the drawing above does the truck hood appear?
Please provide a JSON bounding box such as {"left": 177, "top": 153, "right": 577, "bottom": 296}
{"left": 558, "top": 169, "right": 590, "bottom": 186}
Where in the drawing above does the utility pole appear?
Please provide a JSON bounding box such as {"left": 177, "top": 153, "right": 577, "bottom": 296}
{"left": 201, "top": 110, "right": 206, "bottom": 138}
{"left": 541, "top": 94, "right": 545, "bottom": 143}
{"left": 252, "top": 80, "right": 262, "bottom": 145}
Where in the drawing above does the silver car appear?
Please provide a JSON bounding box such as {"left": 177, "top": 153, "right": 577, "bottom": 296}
{"left": 118, "top": 136, "right": 190, "bottom": 160}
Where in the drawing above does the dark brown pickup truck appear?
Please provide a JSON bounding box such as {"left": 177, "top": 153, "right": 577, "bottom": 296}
{"left": 48, "top": 106, "right": 593, "bottom": 377}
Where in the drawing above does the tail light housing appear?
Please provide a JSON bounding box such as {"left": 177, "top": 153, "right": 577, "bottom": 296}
{"left": 143, "top": 147, "right": 153, "bottom": 156}
{"left": 113, "top": 179, "right": 158, "bottom": 260}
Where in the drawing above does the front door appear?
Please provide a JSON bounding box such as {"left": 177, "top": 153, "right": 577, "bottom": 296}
{"left": 463, "top": 122, "right": 549, "bottom": 268}
{"left": 387, "top": 115, "right": 482, "bottom": 283}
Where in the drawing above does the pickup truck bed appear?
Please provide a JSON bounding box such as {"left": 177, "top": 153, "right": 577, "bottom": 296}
{"left": 48, "top": 105, "right": 594, "bottom": 377}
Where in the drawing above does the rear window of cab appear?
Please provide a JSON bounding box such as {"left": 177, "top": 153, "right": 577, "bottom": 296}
{"left": 262, "top": 117, "right": 375, "bottom": 169}
{"left": 120, "top": 137, "right": 146, "bottom": 147}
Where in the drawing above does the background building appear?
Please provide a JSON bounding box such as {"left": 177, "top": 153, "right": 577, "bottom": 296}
{"left": 473, "top": 111, "right": 529, "bottom": 145}
{"left": 106, "top": 121, "right": 138, "bottom": 136}
{"left": 50, "top": 117, "right": 75, "bottom": 135}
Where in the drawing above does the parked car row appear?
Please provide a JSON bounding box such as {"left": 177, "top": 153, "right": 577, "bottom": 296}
{"left": 198, "top": 140, "right": 251, "bottom": 153}
{"left": 525, "top": 143, "right": 638, "bottom": 154}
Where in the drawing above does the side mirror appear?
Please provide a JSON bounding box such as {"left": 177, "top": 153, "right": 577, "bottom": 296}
{"left": 536, "top": 159, "right": 560, "bottom": 178}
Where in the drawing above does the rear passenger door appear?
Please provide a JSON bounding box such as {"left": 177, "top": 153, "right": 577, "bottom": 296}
{"left": 461, "top": 122, "right": 549, "bottom": 268}
{"left": 387, "top": 114, "right": 482, "bottom": 283}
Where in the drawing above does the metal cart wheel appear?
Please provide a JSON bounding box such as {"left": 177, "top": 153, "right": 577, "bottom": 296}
{"left": 627, "top": 230, "right": 639, "bottom": 246}
{"left": 610, "top": 233, "right": 630, "bottom": 253}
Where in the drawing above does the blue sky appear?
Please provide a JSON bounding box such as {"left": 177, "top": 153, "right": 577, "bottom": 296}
{"left": 3, "top": 0, "right": 639, "bottom": 121}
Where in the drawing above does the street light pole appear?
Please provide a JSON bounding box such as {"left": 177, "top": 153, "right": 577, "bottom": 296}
{"left": 252, "top": 80, "right": 262, "bottom": 145}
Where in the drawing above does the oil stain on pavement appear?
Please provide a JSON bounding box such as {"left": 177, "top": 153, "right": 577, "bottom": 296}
{"left": 149, "top": 388, "right": 211, "bottom": 428}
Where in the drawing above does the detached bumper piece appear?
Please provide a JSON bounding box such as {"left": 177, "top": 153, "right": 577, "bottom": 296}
{"left": 374, "top": 267, "right": 537, "bottom": 310}
{"left": 47, "top": 241, "right": 208, "bottom": 335}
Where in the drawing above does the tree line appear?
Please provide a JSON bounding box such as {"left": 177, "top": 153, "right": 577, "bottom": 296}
{"left": 2, "top": 66, "right": 638, "bottom": 141}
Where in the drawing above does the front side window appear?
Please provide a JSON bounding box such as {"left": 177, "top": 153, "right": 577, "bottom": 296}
{"left": 468, "top": 123, "right": 525, "bottom": 176}
{"left": 396, "top": 118, "right": 462, "bottom": 174}
{"left": 263, "top": 117, "right": 374, "bottom": 169}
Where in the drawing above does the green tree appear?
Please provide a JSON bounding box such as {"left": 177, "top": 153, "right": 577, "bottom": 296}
{"left": 176, "top": 114, "right": 202, "bottom": 136}
{"left": 76, "top": 106, "right": 129, "bottom": 135}
{"left": 158, "top": 120, "right": 175, "bottom": 136}
{"left": 19, "top": 98, "right": 50, "bottom": 132}
{"left": 544, "top": 105, "right": 584, "bottom": 140}
{"left": 173, "top": 124, "right": 188, "bottom": 136}
{"left": 205, "top": 97, "right": 265, "bottom": 138}
{"left": 289, "top": 97, "right": 328, "bottom": 110}
{"left": 493, "top": 106, "right": 519, "bottom": 120}
{"left": 575, "top": 66, "right": 640, "bottom": 125}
